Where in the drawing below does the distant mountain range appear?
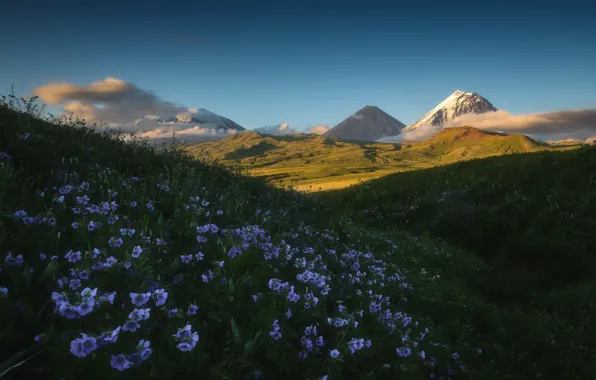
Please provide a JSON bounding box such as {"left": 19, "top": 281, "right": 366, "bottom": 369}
{"left": 324, "top": 105, "right": 406, "bottom": 141}
{"left": 319, "top": 90, "right": 497, "bottom": 142}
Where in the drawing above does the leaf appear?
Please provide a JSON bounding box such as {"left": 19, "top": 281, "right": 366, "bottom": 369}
{"left": 0, "top": 346, "right": 43, "bottom": 379}
{"left": 243, "top": 329, "right": 262, "bottom": 355}
{"left": 230, "top": 318, "right": 240, "bottom": 343}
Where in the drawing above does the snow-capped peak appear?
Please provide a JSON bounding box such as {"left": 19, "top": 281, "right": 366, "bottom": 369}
{"left": 155, "top": 108, "right": 245, "bottom": 131}
{"left": 403, "top": 90, "right": 497, "bottom": 132}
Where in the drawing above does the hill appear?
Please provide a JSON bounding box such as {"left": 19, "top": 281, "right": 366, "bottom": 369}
{"left": 2, "top": 96, "right": 596, "bottom": 380}
{"left": 321, "top": 144, "right": 596, "bottom": 291}
{"left": 324, "top": 105, "right": 406, "bottom": 141}
{"left": 2, "top": 95, "right": 596, "bottom": 379}
{"left": 183, "top": 126, "right": 573, "bottom": 191}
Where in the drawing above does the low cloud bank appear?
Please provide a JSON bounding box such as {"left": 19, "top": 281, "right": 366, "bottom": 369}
{"left": 378, "top": 109, "right": 596, "bottom": 143}
{"left": 33, "top": 77, "right": 240, "bottom": 142}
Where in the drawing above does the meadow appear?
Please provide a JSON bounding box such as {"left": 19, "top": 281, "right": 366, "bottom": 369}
{"left": 1, "top": 94, "right": 594, "bottom": 380}
{"left": 183, "top": 127, "right": 577, "bottom": 192}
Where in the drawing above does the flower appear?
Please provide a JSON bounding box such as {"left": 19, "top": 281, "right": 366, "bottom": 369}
{"left": 173, "top": 324, "right": 199, "bottom": 352}
{"left": 5, "top": 253, "right": 24, "bottom": 266}
{"left": 269, "top": 319, "right": 282, "bottom": 340}
{"left": 64, "top": 250, "right": 82, "bottom": 263}
{"left": 153, "top": 289, "right": 168, "bottom": 306}
{"left": 70, "top": 334, "right": 97, "bottom": 358}
{"left": 110, "top": 354, "right": 131, "bottom": 371}
{"left": 329, "top": 349, "right": 340, "bottom": 359}
{"left": 187, "top": 304, "right": 199, "bottom": 315}
{"left": 130, "top": 292, "right": 151, "bottom": 306}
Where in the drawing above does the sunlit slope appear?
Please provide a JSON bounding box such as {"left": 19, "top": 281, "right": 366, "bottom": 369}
{"left": 182, "top": 127, "right": 576, "bottom": 191}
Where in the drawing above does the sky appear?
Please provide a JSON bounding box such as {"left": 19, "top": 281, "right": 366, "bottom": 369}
{"left": 1, "top": 0, "right": 596, "bottom": 137}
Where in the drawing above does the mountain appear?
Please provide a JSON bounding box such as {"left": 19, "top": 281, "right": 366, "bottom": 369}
{"left": 324, "top": 105, "right": 406, "bottom": 141}
{"left": 403, "top": 90, "right": 497, "bottom": 132}
{"left": 253, "top": 123, "right": 297, "bottom": 135}
{"left": 155, "top": 109, "right": 245, "bottom": 131}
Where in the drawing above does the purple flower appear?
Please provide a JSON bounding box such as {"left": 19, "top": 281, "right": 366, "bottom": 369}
{"left": 137, "top": 340, "right": 152, "bottom": 360}
{"left": 187, "top": 304, "right": 199, "bottom": 315}
{"left": 39, "top": 253, "right": 46, "bottom": 261}
{"left": 14, "top": 210, "right": 27, "bottom": 219}
{"left": 65, "top": 250, "right": 82, "bottom": 263}
{"left": 59, "top": 303, "right": 79, "bottom": 319}
{"left": 69, "top": 279, "right": 82, "bottom": 290}
{"left": 0, "top": 287, "right": 8, "bottom": 297}
{"left": 70, "top": 334, "right": 97, "bottom": 358}
{"left": 5, "top": 253, "right": 24, "bottom": 266}
{"left": 130, "top": 292, "right": 151, "bottom": 307}
{"left": 131, "top": 245, "right": 143, "bottom": 258}
{"left": 110, "top": 354, "right": 131, "bottom": 371}
{"left": 269, "top": 319, "right": 282, "bottom": 340}
{"left": 329, "top": 349, "right": 340, "bottom": 359}
{"left": 168, "top": 308, "right": 179, "bottom": 318}
{"left": 180, "top": 254, "right": 193, "bottom": 264}
{"left": 174, "top": 324, "right": 199, "bottom": 352}
{"left": 123, "top": 320, "right": 141, "bottom": 332}
{"left": 108, "top": 237, "right": 123, "bottom": 248}
{"left": 153, "top": 289, "right": 168, "bottom": 306}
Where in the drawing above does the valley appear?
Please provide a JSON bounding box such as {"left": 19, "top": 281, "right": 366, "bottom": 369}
{"left": 182, "top": 126, "right": 579, "bottom": 191}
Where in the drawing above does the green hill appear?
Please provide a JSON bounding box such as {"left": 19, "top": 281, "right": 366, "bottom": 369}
{"left": 321, "top": 144, "right": 596, "bottom": 292}
{"left": 1, "top": 95, "right": 595, "bottom": 380}
{"left": 182, "top": 127, "right": 574, "bottom": 191}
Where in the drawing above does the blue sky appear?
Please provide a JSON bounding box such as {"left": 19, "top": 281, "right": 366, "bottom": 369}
{"left": 2, "top": 0, "right": 596, "bottom": 131}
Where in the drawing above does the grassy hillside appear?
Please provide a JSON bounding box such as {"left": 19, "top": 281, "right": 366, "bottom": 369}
{"left": 1, "top": 95, "right": 596, "bottom": 380}
{"left": 321, "top": 146, "right": 596, "bottom": 297}
{"left": 182, "top": 127, "right": 576, "bottom": 191}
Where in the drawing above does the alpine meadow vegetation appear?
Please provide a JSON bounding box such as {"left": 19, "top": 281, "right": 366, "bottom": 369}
{"left": 1, "top": 94, "right": 594, "bottom": 380}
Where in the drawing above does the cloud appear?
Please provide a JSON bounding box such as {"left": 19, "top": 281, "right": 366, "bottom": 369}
{"left": 308, "top": 125, "right": 330, "bottom": 135}
{"left": 443, "top": 109, "right": 596, "bottom": 141}
{"left": 254, "top": 123, "right": 298, "bottom": 135}
{"left": 377, "top": 125, "right": 442, "bottom": 143}
{"left": 131, "top": 125, "right": 240, "bottom": 140}
{"left": 33, "top": 77, "right": 187, "bottom": 128}
{"left": 379, "top": 108, "right": 596, "bottom": 143}
{"left": 32, "top": 77, "right": 245, "bottom": 142}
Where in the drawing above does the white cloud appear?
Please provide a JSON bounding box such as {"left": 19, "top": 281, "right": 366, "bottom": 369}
{"left": 379, "top": 108, "right": 596, "bottom": 143}
{"left": 32, "top": 77, "right": 243, "bottom": 142}
{"left": 308, "top": 125, "right": 330, "bottom": 135}
{"left": 254, "top": 122, "right": 298, "bottom": 135}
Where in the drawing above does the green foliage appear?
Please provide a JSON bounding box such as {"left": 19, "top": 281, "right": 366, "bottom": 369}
{"left": 1, "top": 92, "right": 595, "bottom": 380}
{"left": 322, "top": 146, "right": 596, "bottom": 379}
{"left": 0, "top": 95, "right": 480, "bottom": 379}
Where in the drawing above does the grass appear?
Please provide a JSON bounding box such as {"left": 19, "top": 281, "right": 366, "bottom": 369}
{"left": 321, "top": 147, "right": 596, "bottom": 378}
{"left": 1, "top": 94, "right": 595, "bottom": 380}
{"left": 182, "top": 127, "right": 577, "bottom": 192}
